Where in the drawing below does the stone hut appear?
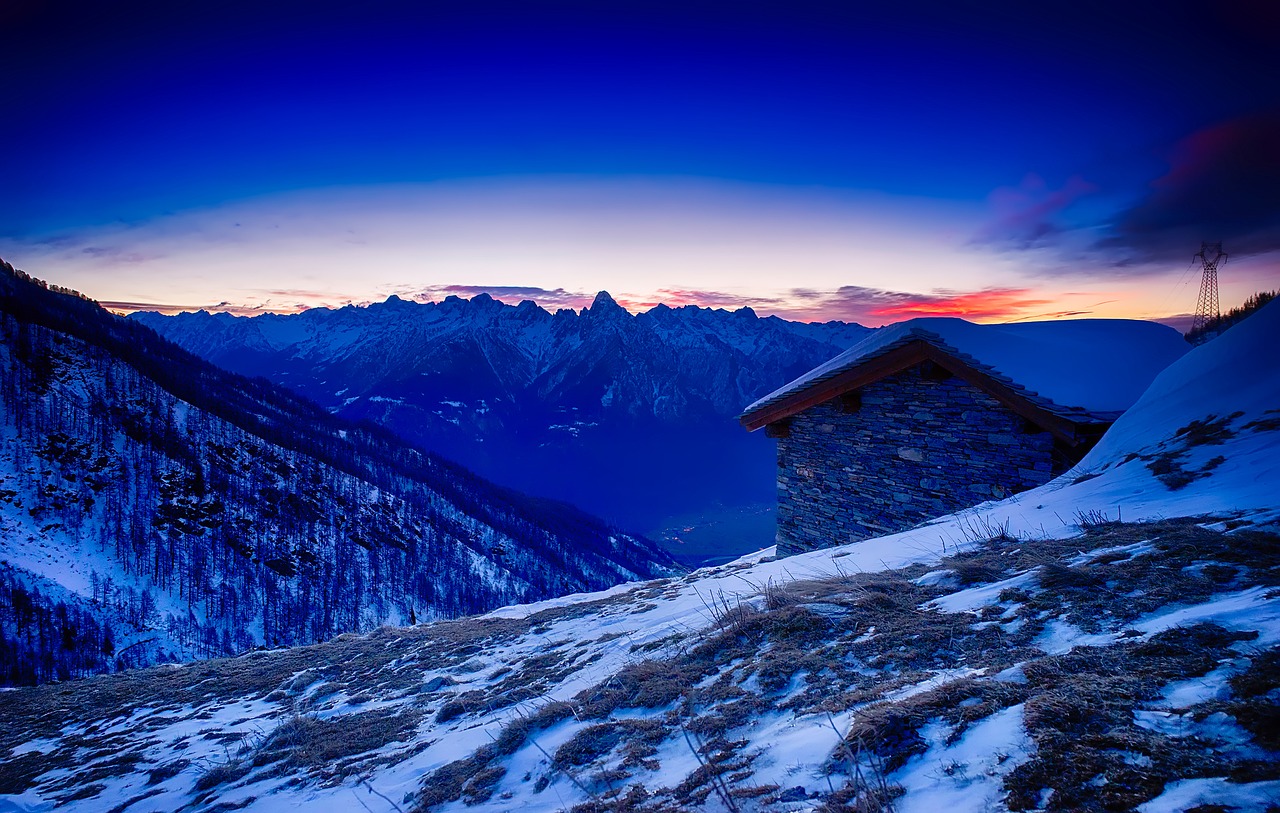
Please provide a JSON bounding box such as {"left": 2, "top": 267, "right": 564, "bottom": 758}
{"left": 740, "top": 317, "right": 1188, "bottom": 556}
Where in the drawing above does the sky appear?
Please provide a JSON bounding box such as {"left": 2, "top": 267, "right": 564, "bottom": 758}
{"left": 1, "top": 0, "right": 1278, "bottom": 327}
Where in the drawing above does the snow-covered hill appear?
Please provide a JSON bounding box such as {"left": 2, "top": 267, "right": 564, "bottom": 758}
{"left": 0, "top": 261, "right": 677, "bottom": 685}
{"left": 2, "top": 305, "right": 1276, "bottom": 808}
{"left": 131, "top": 294, "right": 871, "bottom": 537}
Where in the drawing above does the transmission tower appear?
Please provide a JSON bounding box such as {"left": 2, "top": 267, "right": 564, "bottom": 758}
{"left": 1189, "top": 241, "right": 1226, "bottom": 341}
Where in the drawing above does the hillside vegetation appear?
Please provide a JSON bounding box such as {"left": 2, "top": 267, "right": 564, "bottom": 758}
{"left": 1186, "top": 289, "right": 1277, "bottom": 344}
{"left": 0, "top": 261, "right": 675, "bottom": 685}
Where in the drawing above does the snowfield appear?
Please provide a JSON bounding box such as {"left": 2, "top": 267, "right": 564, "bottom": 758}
{"left": 1, "top": 303, "right": 1278, "bottom": 812}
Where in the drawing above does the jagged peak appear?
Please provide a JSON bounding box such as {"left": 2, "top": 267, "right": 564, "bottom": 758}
{"left": 586, "top": 290, "right": 627, "bottom": 318}
{"left": 515, "top": 299, "right": 548, "bottom": 319}
{"left": 592, "top": 290, "right": 619, "bottom": 309}
{"left": 376, "top": 293, "right": 420, "bottom": 311}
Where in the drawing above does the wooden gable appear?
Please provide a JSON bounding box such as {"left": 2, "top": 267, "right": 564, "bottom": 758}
{"left": 741, "top": 339, "right": 1103, "bottom": 446}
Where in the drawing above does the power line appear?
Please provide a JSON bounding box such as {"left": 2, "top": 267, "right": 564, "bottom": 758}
{"left": 1154, "top": 254, "right": 1201, "bottom": 320}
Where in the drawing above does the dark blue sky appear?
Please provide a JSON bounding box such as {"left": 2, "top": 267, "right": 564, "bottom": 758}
{"left": 2, "top": 0, "right": 1277, "bottom": 322}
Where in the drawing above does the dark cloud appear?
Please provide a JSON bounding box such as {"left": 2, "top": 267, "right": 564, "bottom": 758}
{"left": 1101, "top": 111, "right": 1280, "bottom": 264}
{"left": 80, "top": 245, "right": 165, "bottom": 263}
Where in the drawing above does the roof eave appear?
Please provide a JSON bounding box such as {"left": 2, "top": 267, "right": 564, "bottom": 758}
{"left": 740, "top": 339, "right": 1104, "bottom": 446}
{"left": 740, "top": 341, "right": 933, "bottom": 431}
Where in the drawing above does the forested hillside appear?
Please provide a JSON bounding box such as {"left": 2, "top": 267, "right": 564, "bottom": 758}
{"left": 0, "top": 261, "right": 675, "bottom": 685}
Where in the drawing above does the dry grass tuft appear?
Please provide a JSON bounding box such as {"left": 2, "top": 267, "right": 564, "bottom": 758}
{"left": 1006, "top": 623, "right": 1264, "bottom": 812}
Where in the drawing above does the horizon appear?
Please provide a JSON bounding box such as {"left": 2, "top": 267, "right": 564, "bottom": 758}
{"left": 5, "top": 257, "right": 1217, "bottom": 333}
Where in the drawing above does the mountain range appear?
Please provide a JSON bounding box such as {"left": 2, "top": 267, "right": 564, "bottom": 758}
{"left": 0, "top": 261, "right": 675, "bottom": 684}
{"left": 132, "top": 292, "right": 871, "bottom": 554}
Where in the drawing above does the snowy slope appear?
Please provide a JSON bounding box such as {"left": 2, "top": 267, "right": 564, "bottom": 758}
{"left": 1, "top": 304, "right": 1277, "bottom": 812}
{"left": 1084, "top": 299, "right": 1280, "bottom": 466}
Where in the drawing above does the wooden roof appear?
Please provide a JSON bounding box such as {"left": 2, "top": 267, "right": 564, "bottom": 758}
{"left": 740, "top": 337, "right": 1112, "bottom": 445}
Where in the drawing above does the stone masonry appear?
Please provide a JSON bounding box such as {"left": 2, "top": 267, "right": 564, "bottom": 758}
{"left": 775, "top": 364, "right": 1056, "bottom": 555}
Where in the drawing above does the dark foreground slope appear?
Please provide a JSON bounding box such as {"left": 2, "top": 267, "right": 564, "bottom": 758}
{"left": 0, "top": 260, "right": 676, "bottom": 684}
{"left": 0, "top": 521, "right": 1275, "bottom": 813}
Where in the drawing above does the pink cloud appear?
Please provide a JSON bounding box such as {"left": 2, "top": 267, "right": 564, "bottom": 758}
{"left": 758, "top": 286, "right": 1056, "bottom": 325}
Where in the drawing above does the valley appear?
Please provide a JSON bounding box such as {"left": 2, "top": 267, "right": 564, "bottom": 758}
{"left": 132, "top": 293, "right": 870, "bottom": 558}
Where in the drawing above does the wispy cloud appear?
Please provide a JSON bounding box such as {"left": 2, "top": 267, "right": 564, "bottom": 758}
{"left": 100, "top": 299, "right": 317, "bottom": 316}
{"left": 622, "top": 289, "right": 783, "bottom": 311}
{"left": 973, "top": 174, "right": 1097, "bottom": 249}
{"left": 406, "top": 283, "right": 594, "bottom": 310}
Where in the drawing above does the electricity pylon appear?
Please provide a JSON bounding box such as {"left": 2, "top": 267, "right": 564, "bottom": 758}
{"left": 1189, "top": 242, "right": 1226, "bottom": 342}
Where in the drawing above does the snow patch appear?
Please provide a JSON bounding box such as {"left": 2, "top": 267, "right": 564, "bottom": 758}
{"left": 891, "top": 704, "right": 1035, "bottom": 813}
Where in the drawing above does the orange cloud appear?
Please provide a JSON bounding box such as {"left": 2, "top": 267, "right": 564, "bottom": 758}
{"left": 865, "top": 288, "right": 1054, "bottom": 320}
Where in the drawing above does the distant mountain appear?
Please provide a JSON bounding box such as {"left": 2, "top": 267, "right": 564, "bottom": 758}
{"left": 0, "top": 260, "right": 676, "bottom": 685}
{"left": 132, "top": 293, "right": 870, "bottom": 543}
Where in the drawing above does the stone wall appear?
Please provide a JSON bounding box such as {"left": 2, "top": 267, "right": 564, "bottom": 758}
{"left": 775, "top": 364, "right": 1056, "bottom": 556}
